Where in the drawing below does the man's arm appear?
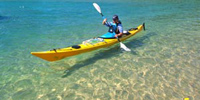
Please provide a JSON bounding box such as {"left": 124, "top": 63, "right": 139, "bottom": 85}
{"left": 115, "top": 24, "right": 123, "bottom": 37}
{"left": 102, "top": 18, "right": 111, "bottom": 27}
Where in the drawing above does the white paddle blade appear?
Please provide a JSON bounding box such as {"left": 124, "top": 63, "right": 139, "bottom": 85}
{"left": 120, "top": 42, "right": 131, "bottom": 51}
{"left": 93, "top": 3, "right": 101, "bottom": 13}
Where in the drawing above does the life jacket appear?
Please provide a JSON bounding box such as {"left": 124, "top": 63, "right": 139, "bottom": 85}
{"left": 108, "top": 21, "right": 122, "bottom": 34}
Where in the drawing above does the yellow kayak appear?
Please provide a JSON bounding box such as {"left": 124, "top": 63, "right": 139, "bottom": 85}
{"left": 31, "top": 23, "right": 145, "bottom": 62}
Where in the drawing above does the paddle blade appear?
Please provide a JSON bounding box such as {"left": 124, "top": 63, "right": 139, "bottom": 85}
{"left": 120, "top": 42, "right": 131, "bottom": 51}
{"left": 93, "top": 3, "right": 101, "bottom": 13}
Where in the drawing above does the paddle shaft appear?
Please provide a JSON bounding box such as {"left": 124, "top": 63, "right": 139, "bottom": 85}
{"left": 117, "top": 37, "right": 121, "bottom": 42}
{"left": 101, "top": 13, "right": 105, "bottom": 19}
{"left": 100, "top": 13, "right": 104, "bottom": 17}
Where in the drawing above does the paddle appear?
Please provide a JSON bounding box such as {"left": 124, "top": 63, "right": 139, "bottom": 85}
{"left": 93, "top": 3, "right": 105, "bottom": 19}
{"left": 93, "top": 3, "right": 131, "bottom": 51}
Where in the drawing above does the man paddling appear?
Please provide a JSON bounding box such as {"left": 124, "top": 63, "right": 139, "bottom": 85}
{"left": 102, "top": 15, "right": 123, "bottom": 38}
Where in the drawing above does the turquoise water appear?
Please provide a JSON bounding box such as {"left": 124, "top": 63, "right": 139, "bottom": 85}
{"left": 0, "top": 0, "right": 200, "bottom": 100}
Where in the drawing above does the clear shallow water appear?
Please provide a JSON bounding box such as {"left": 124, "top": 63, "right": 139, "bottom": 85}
{"left": 0, "top": 0, "right": 200, "bottom": 100}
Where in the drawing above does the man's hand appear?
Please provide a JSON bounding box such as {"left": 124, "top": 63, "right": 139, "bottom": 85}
{"left": 115, "top": 34, "right": 119, "bottom": 38}
{"left": 115, "top": 33, "right": 123, "bottom": 38}
{"left": 102, "top": 18, "right": 107, "bottom": 25}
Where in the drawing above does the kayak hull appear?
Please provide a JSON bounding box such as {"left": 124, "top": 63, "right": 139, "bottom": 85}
{"left": 31, "top": 23, "right": 144, "bottom": 62}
